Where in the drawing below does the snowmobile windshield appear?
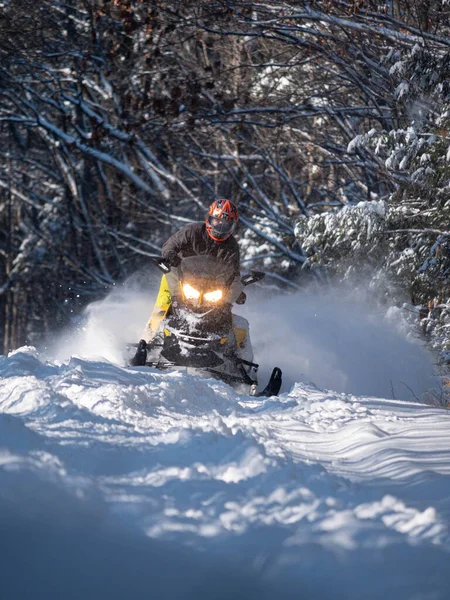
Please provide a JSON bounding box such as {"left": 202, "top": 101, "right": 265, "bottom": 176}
{"left": 180, "top": 255, "right": 235, "bottom": 292}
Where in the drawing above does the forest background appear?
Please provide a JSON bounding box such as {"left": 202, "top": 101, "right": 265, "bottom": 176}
{"left": 1, "top": 0, "right": 450, "bottom": 367}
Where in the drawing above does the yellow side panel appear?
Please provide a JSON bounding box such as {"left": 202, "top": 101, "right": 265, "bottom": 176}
{"left": 156, "top": 274, "right": 172, "bottom": 310}
{"left": 147, "top": 275, "right": 172, "bottom": 338}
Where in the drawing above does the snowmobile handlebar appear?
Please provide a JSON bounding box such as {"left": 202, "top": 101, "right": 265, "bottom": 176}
{"left": 241, "top": 271, "right": 265, "bottom": 286}
{"left": 153, "top": 257, "right": 172, "bottom": 273}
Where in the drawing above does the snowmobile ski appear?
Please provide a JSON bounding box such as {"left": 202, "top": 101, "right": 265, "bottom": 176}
{"left": 256, "top": 368, "right": 283, "bottom": 397}
{"left": 129, "top": 339, "right": 147, "bottom": 367}
{"left": 129, "top": 340, "right": 282, "bottom": 397}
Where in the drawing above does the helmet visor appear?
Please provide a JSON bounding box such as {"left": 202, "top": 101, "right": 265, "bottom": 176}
{"left": 208, "top": 216, "right": 234, "bottom": 236}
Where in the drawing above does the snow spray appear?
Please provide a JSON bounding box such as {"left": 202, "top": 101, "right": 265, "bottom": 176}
{"left": 47, "top": 271, "right": 438, "bottom": 403}
{"left": 46, "top": 269, "right": 159, "bottom": 364}
{"left": 239, "top": 282, "right": 439, "bottom": 402}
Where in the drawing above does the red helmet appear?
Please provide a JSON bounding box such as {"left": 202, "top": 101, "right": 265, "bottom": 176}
{"left": 205, "top": 199, "right": 239, "bottom": 242}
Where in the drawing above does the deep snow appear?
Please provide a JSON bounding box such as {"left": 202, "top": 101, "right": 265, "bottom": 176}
{"left": 52, "top": 279, "right": 439, "bottom": 401}
{"left": 1, "top": 283, "right": 449, "bottom": 599}
{"left": 1, "top": 341, "right": 450, "bottom": 599}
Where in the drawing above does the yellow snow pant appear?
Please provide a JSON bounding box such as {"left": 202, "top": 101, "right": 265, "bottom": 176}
{"left": 146, "top": 275, "right": 172, "bottom": 341}
{"left": 234, "top": 326, "right": 247, "bottom": 350}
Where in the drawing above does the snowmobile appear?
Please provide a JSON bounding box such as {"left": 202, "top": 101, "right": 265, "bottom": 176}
{"left": 129, "top": 255, "right": 282, "bottom": 397}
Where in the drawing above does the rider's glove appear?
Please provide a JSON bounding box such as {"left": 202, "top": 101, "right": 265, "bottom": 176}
{"left": 170, "top": 255, "right": 181, "bottom": 268}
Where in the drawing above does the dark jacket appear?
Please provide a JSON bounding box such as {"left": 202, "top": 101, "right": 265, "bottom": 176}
{"left": 162, "top": 222, "right": 240, "bottom": 276}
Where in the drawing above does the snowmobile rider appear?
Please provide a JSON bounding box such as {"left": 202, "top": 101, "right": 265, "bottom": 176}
{"left": 145, "top": 199, "right": 244, "bottom": 341}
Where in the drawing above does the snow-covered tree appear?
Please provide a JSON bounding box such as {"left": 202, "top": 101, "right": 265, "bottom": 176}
{"left": 2, "top": 0, "right": 450, "bottom": 351}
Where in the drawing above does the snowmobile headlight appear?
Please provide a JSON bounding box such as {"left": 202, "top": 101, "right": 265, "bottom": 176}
{"left": 183, "top": 283, "right": 201, "bottom": 300}
{"left": 204, "top": 289, "right": 223, "bottom": 303}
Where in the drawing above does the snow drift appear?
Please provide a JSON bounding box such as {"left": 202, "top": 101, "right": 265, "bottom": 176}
{"left": 1, "top": 345, "right": 450, "bottom": 600}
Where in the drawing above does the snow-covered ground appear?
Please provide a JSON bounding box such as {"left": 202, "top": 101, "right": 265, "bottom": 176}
{"left": 1, "top": 342, "right": 450, "bottom": 599}
{"left": 1, "top": 285, "right": 450, "bottom": 599}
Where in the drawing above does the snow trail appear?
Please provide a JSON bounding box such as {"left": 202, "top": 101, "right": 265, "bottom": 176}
{"left": 1, "top": 347, "right": 449, "bottom": 599}
{"left": 2, "top": 282, "right": 446, "bottom": 598}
